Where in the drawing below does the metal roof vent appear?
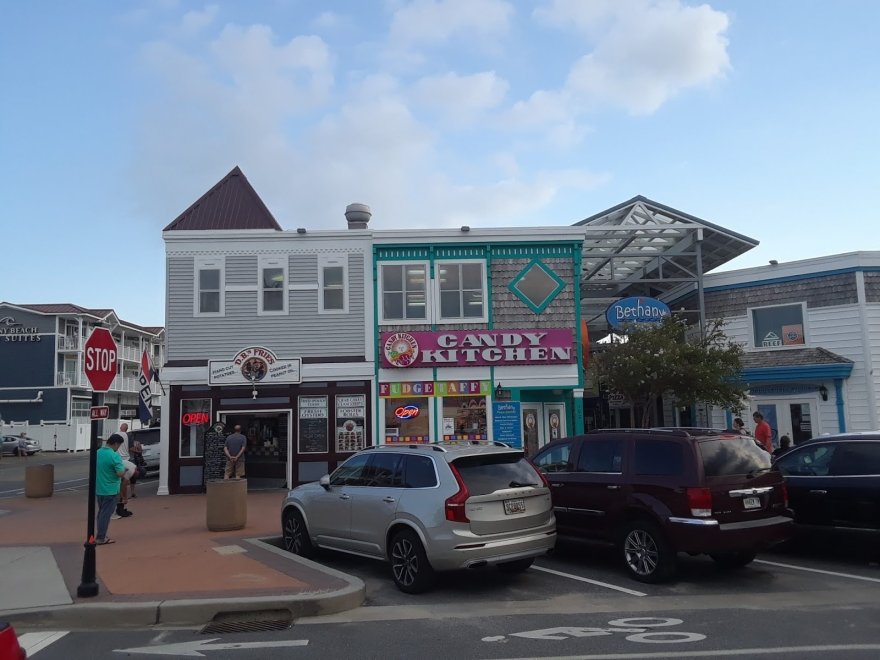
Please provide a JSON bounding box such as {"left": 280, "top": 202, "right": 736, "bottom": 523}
{"left": 345, "top": 203, "right": 371, "bottom": 229}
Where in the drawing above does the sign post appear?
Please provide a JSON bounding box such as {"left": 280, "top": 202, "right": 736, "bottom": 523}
{"left": 77, "top": 327, "right": 118, "bottom": 598}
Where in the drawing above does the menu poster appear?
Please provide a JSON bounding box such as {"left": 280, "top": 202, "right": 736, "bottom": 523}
{"left": 335, "top": 394, "right": 366, "bottom": 453}
{"left": 492, "top": 401, "right": 522, "bottom": 449}
{"left": 299, "top": 396, "right": 329, "bottom": 454}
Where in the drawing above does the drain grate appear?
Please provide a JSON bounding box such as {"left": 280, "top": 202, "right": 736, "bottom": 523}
{"left": 201, "top": 609, "right": 293, "bottom": 635}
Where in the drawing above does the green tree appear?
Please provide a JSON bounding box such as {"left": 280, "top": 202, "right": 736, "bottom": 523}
{"left": 593, "top": 315, "right": 746, "bottom": 428}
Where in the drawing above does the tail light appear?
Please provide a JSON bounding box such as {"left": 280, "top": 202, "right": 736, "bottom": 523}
{"left": 779, "top": 481, "right": 788, "bottom": 508}
{"left": 686, "top": 487, "right": 712, "bottom": 517}
{"left": 445, "top": 463, "right": 470, "bottom": 523}
{"left": 531, "top": 461, "right": 551, "bottom": 488}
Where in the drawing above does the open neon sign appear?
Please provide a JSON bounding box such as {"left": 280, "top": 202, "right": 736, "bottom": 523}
{"left": 394, "top": 405, "right": 420, "bottom": 420}
{"left": 182, "top": 412, "right": 210, "bottom": 426}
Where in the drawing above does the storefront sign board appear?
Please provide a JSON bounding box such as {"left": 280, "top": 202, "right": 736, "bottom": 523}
{"left": 492, "top": 401, "right": 523, "bottom": 448}
{"left": 605, "top": 297, "right": 670, "bottom": 330}
{"left": 381, "top": 329, "right": 574, "bottom": 368}
{"left": 209, "top": 346, "right": 302, "bottom": 385}
{"left": 379, "top": 380, "right": 491, "bottom": 397}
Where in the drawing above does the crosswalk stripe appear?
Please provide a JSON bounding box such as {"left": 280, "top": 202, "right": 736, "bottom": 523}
{"left": 17, "top": 630, "right": 69, "bottom": 656}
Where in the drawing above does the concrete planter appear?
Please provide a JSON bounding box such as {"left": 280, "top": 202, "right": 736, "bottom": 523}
{"left": 24, "top": 464, "right": 54, "bottom": 498}
{"left": 206, "top": 479, "right": 247, "bottom": 531}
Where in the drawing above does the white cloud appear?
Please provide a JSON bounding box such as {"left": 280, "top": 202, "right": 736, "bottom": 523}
{"left": 537, "top": 0, "right": 731, "bottom": 114}
{"left": 410, "top": 71, "right": 508, "bottom": 124}
{"left": 179, "top": 5, "right": 218, "bottom": 36}
{"left": 389, "top": 0, "right": 514, "bottom": 46}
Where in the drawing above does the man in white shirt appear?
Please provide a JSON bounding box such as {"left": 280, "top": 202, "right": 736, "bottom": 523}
{"left": 111, "top": 423, "right": 135, "bottom": 517}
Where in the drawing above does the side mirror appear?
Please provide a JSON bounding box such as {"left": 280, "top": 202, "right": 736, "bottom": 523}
{"left": 319, "top": 474, "right": 331, "bottom": 491}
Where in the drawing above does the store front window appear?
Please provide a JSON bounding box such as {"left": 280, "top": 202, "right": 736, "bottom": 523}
{"left": 385, "top": 397, "right": 429, "bottom": 443}
{"left": 180, "top": 398, "right": 211, "bottom": 457}
{"left": 443, "top": 395, "right": 488, "bottom": 440}
{"left": 751, "top": 303, "right": 806, "bottom": 348}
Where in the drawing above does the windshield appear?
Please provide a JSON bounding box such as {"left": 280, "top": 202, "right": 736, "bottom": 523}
{"left": 452, "top": 453, "right": 542, "bottom": 496}
{"left": 699, "top": 437, "right": 771, "bottom": 477}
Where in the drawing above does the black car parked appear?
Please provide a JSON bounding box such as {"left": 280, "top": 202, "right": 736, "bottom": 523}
{"left": 773, "top": 433, "right": 880, "bottom": 533}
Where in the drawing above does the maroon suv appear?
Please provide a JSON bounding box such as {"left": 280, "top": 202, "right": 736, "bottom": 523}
{"left": 531, "top": 429, "right": 792, "bottom": 582}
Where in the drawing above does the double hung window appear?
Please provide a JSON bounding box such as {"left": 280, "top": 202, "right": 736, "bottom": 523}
{"left": 436, "top": 261, "right": 485, "bottom": 322}
{"left": 381, "top": 263, "right": 428, "bottom": 323}
{"left": 319, "top": 254, "right": 348, "bottom": 313}
{"left": 379, "top": 260, "right": 487, "bottom": 324}
{"left": 259, "top": 257, "right": 287, "bottom": 314}
{"left": 195, "top": 257, "right": 224, "bottom": 316}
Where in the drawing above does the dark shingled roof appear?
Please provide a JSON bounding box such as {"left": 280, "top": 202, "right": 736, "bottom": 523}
{"left": 740, "top": 347, "right": 853, "bottom": 369}
{"left": 163, "top": 166, "right": 282, "bottom": 232}
{"left": 10, "top": 303, "right": 162, "bottom": 336}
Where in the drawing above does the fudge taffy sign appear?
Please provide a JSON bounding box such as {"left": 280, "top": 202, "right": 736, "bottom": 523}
{"left": 209, "top": 346, "right": 302, "bottom": 385}
{"left": 381, "top": 329, "right": 575, "bottom": 368}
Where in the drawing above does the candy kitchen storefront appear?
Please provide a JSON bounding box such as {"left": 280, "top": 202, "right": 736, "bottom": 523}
{"left": 378, "top": 328, "right": 582, "bottom": 455}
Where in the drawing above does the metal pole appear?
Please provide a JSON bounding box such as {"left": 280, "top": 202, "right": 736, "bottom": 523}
{"left": 77, "top": 392, "right": 101, "bottom": 597}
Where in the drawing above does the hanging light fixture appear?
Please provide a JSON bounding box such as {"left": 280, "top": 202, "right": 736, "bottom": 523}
{"left": 818, "top": 384, "right": 828, "bottom": 401}
{"left": 495, "top": 382, "right": 504, "bottom": 399}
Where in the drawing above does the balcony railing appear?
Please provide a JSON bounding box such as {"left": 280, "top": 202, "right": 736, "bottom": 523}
{"left": 57, "top": 336, "right": 81, "bottom": 351}
{"left": 119, "top": 346, "right": 141, "bottom": 362}
{"left": 56, "top": 372, "right": 140, "bottom": 392}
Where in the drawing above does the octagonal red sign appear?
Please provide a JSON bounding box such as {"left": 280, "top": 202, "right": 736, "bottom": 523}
{"left": 83, "top": 328, "right": 118, "bottom": 392}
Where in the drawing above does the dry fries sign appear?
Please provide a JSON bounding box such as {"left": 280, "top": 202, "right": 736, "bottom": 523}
{"left": 209, "top": 346, "right": 302, "bottom": 385}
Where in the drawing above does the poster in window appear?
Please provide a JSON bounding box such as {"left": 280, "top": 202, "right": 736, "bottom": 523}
{"left": 336, "top": 394, "right": 366, "bottom": 453}
{"left": 298, "top": 395, "right": 329, "bottom": 453}
{"left": 781, "top": 324, "right": 805, "bottom": 345}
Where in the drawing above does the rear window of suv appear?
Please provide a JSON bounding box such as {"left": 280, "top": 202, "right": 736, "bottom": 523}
{"left": 699, "top": 437, "right": 771, "bottom": 477}
{"left": 132, "top": 430, "right": 160, "bottom": 445}
{"left": 453, "top": 453, "right": 542, "bottom": 496}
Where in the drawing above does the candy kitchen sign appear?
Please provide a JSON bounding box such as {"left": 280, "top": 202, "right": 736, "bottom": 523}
{"left": 380, "top": 329, "right": 574, "bottom": 368}
{"left": 209, "top": 346, "right": 302, "bottom": 385}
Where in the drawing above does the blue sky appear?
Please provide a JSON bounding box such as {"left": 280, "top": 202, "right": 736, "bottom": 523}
{"left": 2, "top": 1, "right": 878, "bottom": 327}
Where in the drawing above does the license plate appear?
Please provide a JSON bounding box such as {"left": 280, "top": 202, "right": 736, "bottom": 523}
{"left": 503, "top": 498, "right": 526, "bottom": 515}
{"left": 743, "top": 496, "right": 761, "bottom": 509}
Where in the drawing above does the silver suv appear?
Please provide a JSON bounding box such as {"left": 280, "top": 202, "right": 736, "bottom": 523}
{"left": 281, "top": 443, "right": 556, "bottom": 593}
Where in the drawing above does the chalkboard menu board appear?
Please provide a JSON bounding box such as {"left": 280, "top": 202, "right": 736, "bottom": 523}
{"left": 299, "top": 396, "right": 329, "bottom": 453}
{"left": 202, "top": 425, "right": 228, "bottom": 488}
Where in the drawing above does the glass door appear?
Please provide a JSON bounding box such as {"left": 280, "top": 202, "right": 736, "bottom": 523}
{"left": 521, "top": 402, "right": 567, "bottom": 456}
{"left": 753, "top": 399, "right": 816, "bottom": 449}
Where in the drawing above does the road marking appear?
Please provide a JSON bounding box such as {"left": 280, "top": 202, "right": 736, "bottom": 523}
{"left": 114, "top": 638, "right": 308, "bottom": 656}
{"left": 755, "top": 559, "right": 880, "bottom": 584}
{"left": 17, "top": 631, "right": 69, "bottom": 656}
{"left": 531, "top": 565, "right": 647, "bottom": 596}
{"left": 485, "top": 643, "right": 880, "bottom": 659}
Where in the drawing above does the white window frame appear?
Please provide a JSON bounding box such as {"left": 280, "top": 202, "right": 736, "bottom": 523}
{"left": 747, "top": 301, "right": 808, "bottom": 351}
{"left": 318, "top": 253, "right": 349, "bottom": 315}
{"left": 433, "top": 259, "right": 488, "bottom": 324}
{"left": 258, "top": 256, "right": 288, "bottom": 316}
{"left": 378, "top": 261, "right": 432, "bottom": 325}
{"left": 194, "top": 256, "right": 225, "bottom": 317}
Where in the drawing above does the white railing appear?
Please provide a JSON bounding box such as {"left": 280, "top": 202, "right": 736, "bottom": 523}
{"left": 111, "top": 375, "right": 139, "bottom": 392}
{"left": 57, "top": 372, "right": 88, "bottom": 387}
{"left": 57, "top": 336, "right": 81, "bottom": 351}
{"left": 120, "top": 346, "right": 141, "bottom": 362}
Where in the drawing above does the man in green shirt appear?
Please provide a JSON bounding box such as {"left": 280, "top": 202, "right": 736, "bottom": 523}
{"left": 96, "top": 435, "right": 126, "bottom": 544}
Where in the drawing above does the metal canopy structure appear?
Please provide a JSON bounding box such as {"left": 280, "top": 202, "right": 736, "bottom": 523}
{"left": 573, "top": 196, "right": 758, "bottom": 339}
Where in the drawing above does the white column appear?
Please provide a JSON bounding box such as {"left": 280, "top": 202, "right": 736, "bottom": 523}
{"left": 157, "top": 391, "right": 171, "bottom": 495}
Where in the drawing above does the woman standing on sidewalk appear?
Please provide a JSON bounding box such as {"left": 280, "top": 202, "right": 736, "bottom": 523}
{"left": 96, "top": 435, "right": 126, "bottom": 545}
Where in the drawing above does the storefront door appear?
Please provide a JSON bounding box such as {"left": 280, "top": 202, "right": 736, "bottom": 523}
{"left": 521, "top": 402, "right": 566, "bottom": 456}
{"left": 752, "top": 399, "right": 817, "bottom": 448}
{"left": 220, "top": 410, "right": 290, "bottom": 485}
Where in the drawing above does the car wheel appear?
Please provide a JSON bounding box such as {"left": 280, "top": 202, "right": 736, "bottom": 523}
{"left": 620, "top": 520, "right": 676, "bottom": 583}
{"left": 710, "top": 550, "right": 757, "bottom": 569}
{"left": 390, "top": 529, "right": 435, "bottom": 594}
{"left": 497, "top": 558, "right": 534, "bottom": 574}
{"left": 282, "top": 509, "right": 315, "bottom": 559}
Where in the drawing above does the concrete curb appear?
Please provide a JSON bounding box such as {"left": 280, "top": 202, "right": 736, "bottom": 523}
{"left": 2, "top": 538, "right": 366, "bottom": 630}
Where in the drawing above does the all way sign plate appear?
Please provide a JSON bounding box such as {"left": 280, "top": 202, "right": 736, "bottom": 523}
{"left": 90, "top": 406, "right": 110, "bottom": 420}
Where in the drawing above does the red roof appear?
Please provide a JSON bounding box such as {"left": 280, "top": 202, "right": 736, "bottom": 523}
{"left": 164, "top": 166, "right": 282, "bottom": 231}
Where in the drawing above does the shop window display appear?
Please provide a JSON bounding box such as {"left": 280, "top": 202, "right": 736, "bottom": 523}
{"left": 336, "top": 394, "right": 366, "bottom": 452}
{"left": 180, "top": 398, "right": 211, "bottom": 457}
{"left": 443, "top": 395, "right": 488, "bottom": 441}
{"left": 385, "top": 397, "right": 429, "bottom": 443}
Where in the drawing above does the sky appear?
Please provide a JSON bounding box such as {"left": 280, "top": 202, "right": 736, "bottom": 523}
{"left": 2, "top": 1, "right": 879, "bottom": 328}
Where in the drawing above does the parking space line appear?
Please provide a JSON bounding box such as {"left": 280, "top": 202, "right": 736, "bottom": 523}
{"left": 531, "top": 565, "right": 647, "bottom": 596}
{"left": 755, "top": 559, "right": 880, "bottom": 584}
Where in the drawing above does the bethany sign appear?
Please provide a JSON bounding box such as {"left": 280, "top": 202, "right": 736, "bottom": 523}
{"left": 381, "top": 329, "right": 574, "bottom": 368}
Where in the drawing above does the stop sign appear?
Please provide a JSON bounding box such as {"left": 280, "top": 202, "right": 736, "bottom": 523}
{"left": 83, "top": 328, "right": 118, "bottom": 392}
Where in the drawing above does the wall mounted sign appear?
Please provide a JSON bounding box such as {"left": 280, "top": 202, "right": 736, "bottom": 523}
{"left": 335, "top": 394, "right": 366, "bottom": 453}
{"left": 380, "top": 329, "right": 574, "bottom": 368}
{"left": 605, "top": 297, "right": 670, "bottom": 330}
{"left": 0, "top": 316, "right": 41, "bottom": 342}
{"left": 298, "top": 395, "right": 328, "bottom": 453}
{"left": 379, "top": 380, "right": 492, "bottom": 398}
{"left": 209, "top": 346, "right": 302, "bottom": 385}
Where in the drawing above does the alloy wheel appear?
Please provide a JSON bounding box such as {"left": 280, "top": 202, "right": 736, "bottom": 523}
{"left": 391, "top": 536, "right": 419, "bottom": 587}
{"left": 624, "top": 528, "right": 659, "bottom": 577}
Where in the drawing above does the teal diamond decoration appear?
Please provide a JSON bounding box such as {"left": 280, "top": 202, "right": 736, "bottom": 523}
{"left": 508, "top": 259, "right": 566, "bottom": 314}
